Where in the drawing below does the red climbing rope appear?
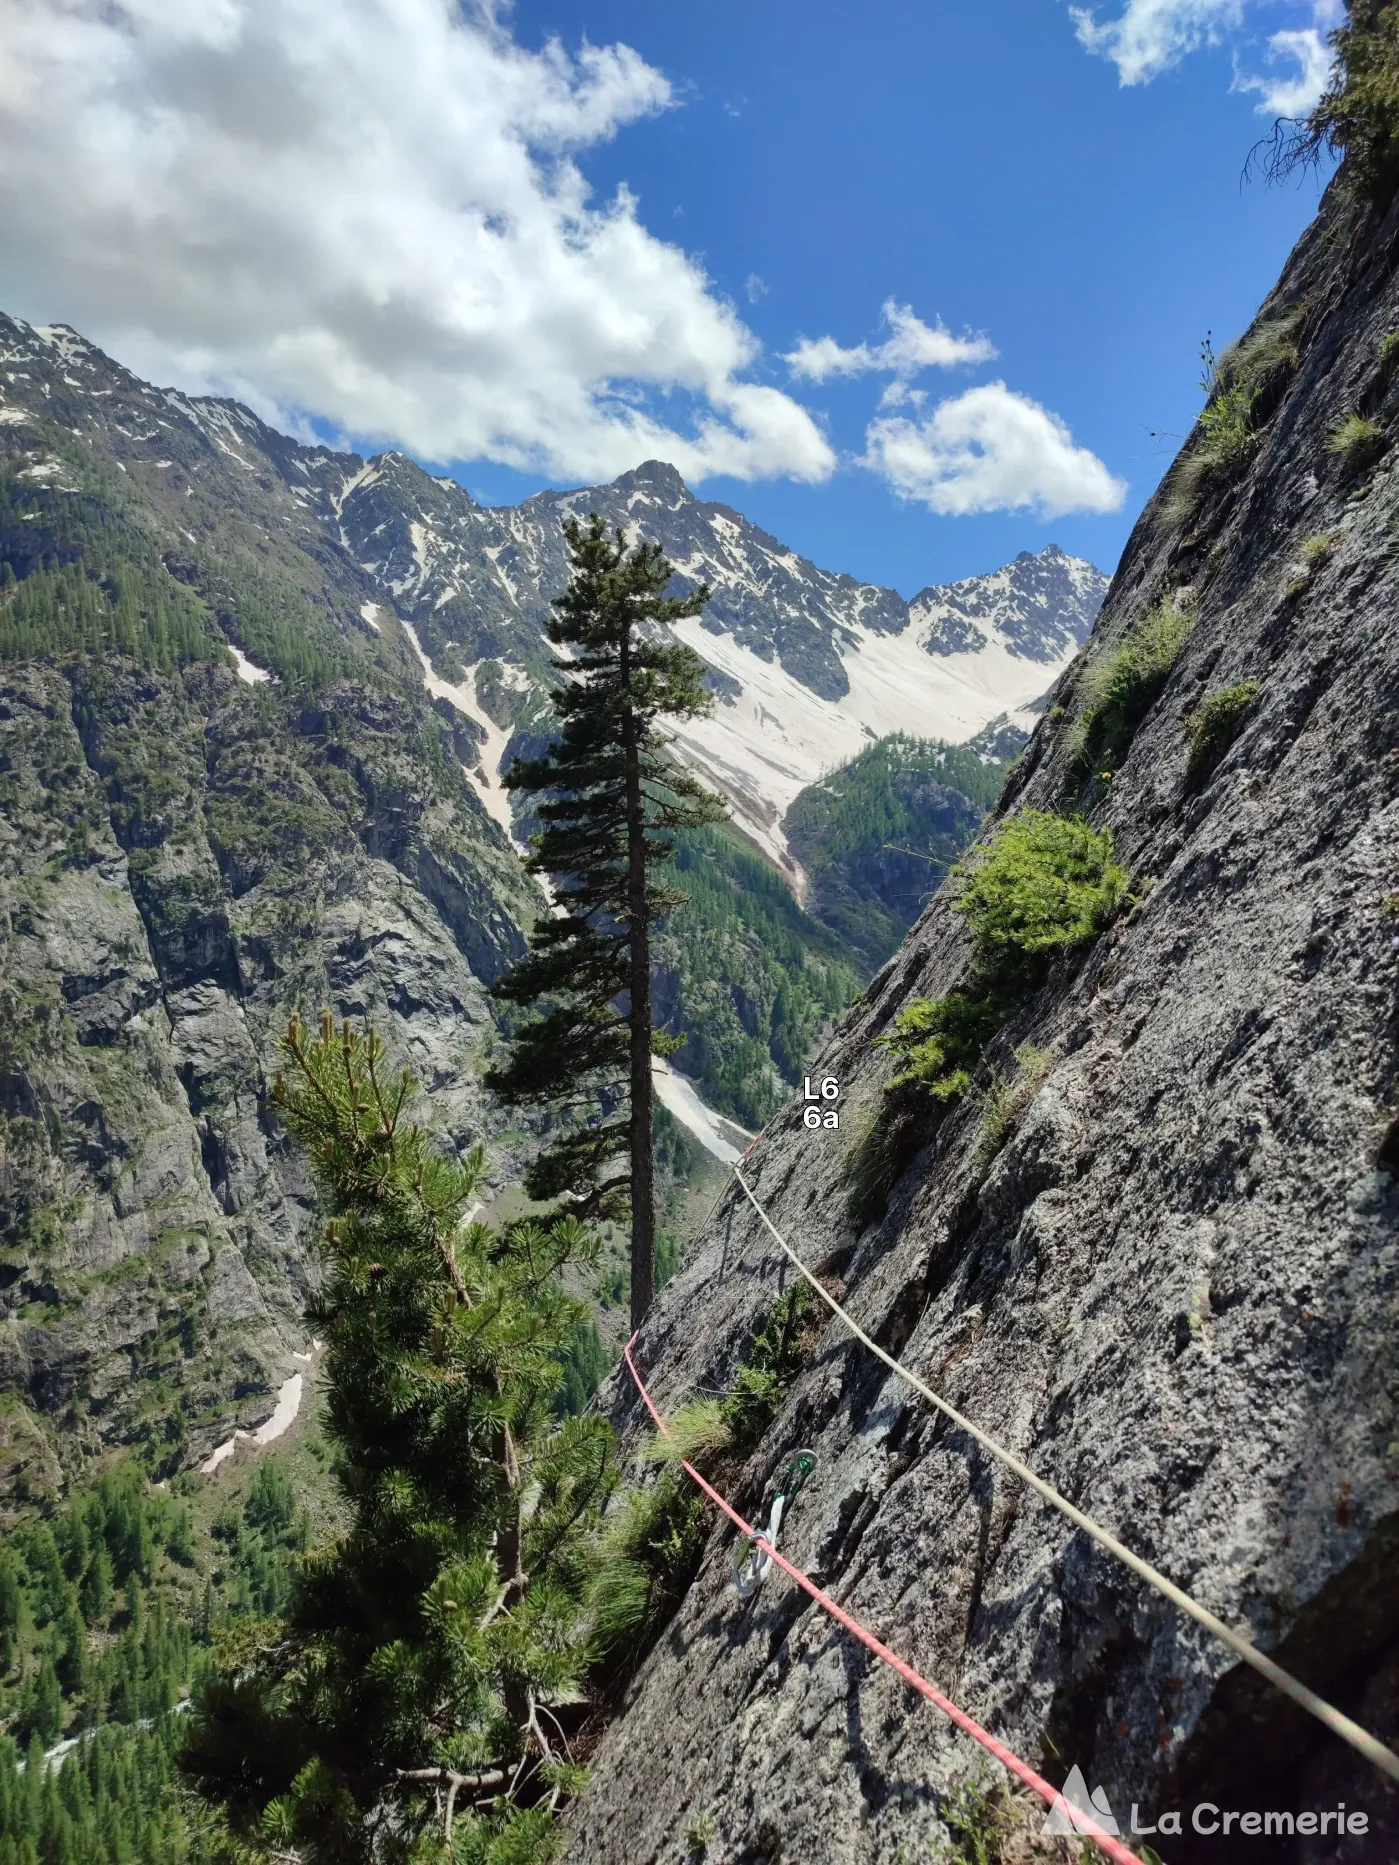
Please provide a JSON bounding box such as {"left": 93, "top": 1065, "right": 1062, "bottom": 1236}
{"left": 622, "top": 1336, "right": 1142, "bottom": 1865}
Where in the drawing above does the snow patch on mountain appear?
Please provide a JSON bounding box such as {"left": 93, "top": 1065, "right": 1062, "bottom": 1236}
{"left": 401, "top": 621, "right": 517, "bottom": 838}
{"left": 666, "top": 605, "right": 1078, "bottom": 879}
{"left": 228, "top": 645, "right": 271, "bottom": 685}
{"left": 653, "top": 1058, "right": 749, "bottom": 1163}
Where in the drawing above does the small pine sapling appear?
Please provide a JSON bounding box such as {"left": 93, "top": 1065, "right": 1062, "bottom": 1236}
{"left": 184, "top": 1014, "right": 616, "bottom": 1865}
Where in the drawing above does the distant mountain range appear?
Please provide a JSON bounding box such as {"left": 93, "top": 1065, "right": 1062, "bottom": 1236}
{"left": 0, "top": 316, "right": 1106, "bottom": 884}
{"left": 337, "top": 454, "right": 1106, "bottom": 879}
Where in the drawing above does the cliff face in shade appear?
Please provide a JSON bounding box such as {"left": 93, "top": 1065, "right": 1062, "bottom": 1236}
{"left": 0, "top": 651, "right": 535, "bottom": 1505}
{"left": 568, "top": 177, "right": 1399, "bottom": 1865}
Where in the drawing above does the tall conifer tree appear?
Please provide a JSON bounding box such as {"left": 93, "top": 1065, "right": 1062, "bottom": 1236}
{"left": 487, "top": 516, "right": 724, "bottom": 1330}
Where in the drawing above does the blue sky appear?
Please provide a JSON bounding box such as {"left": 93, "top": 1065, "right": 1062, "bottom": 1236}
{"left": 484, "top": 0, "right": 1332, "bottom": 590}
{"left": 0, "top": 1, "right": 1335, "bottom": 596}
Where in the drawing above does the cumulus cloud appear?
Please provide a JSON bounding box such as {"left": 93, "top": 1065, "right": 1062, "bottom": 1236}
{"left": 861, "top": 383, "right": 1126, "bottom": 519}
{"left": 1235, "top": 25, "right": 1334, "bottom": 115}
{"left": 1069, "top": 0, "right": 1245, "bottom": 84}
{"left": 0, "top": 0, "right": 834, "bottom": 485}
{"left": 785, "top": 301, "right": 995, "bottom": 384}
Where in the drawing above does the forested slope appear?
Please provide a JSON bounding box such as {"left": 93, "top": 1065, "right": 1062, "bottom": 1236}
{"left": 785, "top": 735, "right": 1004, "bottom": 968}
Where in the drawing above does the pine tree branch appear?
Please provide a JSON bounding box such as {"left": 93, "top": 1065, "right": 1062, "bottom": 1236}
{"left": 394, "top": 1767, "right": 508, "bottom": 1790}
{"left": 393, "top": 1766, "right": 509, "bottom": 1839}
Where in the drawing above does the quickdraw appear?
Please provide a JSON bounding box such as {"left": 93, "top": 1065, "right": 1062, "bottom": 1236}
{"left": 733, "top": 1449, "right": 816, "bottom": 1598}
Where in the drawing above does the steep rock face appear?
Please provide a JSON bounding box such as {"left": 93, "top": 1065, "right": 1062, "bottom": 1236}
{"left": 0, "top": 449, "right": 537, "bottom": 1501}
{"left": 0, "top": 657, "right": 531, "bottom": 1499}
{"left": 569, "top": 183, "right": 1399, "bottom": 1863}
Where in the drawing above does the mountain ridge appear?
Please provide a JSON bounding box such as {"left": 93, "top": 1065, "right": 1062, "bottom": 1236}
{"left": 0, "top": 314, "right": 1105, "bottom": 883}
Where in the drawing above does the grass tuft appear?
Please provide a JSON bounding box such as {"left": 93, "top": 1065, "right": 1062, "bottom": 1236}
{"left": 1186, "top": 680, "right": 1261, "bottom": 784}
{"left": 1328, "top": 410, "right": 1387, "bottom": 475}
{"left": 977, "top": 1045, "right": 1055, "bottom": 1165}
{"left": 842, "top": 1101, "right": 923, "bottom": 1230}
{"left": 1165, "top": 313, "right": 1302, "bottom": 524}
{"left": 931, "top": 1779, "right": 1089, "bottom": 1863}
{"left": 590, "top": 1283, "right": 820, "bottom": 1675}
{"left": 684, "top": 1811, "right": 718, "bottom": 1856}
{"left": 1166, "top": 394, "right": 1255, "bottom": 524}
{"left": 589, "top": 1474, "right": 707, "bottom": 1669}
{"left": 1224, "top": 314, "right": 1302, "bottom": 393}
{"left": 1286, "top": 531, "right": 1337, "bottom": 602}
{"left": 644, "top": 1401, "right": 731, "bottom": 1467}
{"left": 1069, "top": 592, "right": 1197, "bottom": 779}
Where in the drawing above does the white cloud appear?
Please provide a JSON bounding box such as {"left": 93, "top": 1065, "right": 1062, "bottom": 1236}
{"left": 1070, "top": 0, "right": 1245, "bottom": 84}
{"left": 0, "top": 0, "right": 834, "bottom": 485}
{"left": 785, "top": 301, "right": 995, "bottom": 384}
{"left": 1071, "top": 0, "right": 1340, "bottom": 100}
{"left": 862, "top": 382, "right": 1127, "bottom": 518}
{"left": 1235, "top": 26, "right": 1334, "bottom": 115}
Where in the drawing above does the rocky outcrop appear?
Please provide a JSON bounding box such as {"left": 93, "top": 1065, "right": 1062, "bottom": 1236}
{"left": 569, "top": 178, "right": 1399, "bottom": 1864}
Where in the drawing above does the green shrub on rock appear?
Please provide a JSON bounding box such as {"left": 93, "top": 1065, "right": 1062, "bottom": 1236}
{"left": 878, "top": 990, "right": 1013, "bottom": 1105}
{"left": 849, "top": 813, "right": 1124, "bottom": 1225}
{"left": 875, "top": 812, "right": 1120, "bottom": 1106}
{"left": 953, "top": 810, "right": 1127, "bottom": 976}
{"left": 1196, "top": 384, "right": 1260, "bottom": 470}
{"left": 1296, "top": 4, "right": 1399, "bottom": 202}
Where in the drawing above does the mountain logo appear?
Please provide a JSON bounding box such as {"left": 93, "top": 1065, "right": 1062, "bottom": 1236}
{"left": 1041, "top": 1765, "right": 1121, "bottom": 1838}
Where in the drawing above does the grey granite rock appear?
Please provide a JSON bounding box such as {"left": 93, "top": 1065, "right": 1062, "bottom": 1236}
{"left": 567, "top": 177, "right": 1399, "bottom": 1865}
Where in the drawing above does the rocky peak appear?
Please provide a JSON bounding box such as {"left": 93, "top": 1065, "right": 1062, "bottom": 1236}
{"left": 910, "top": 540, "right": 1107, "bottom": 662}
{"left": 614, "top": 457, "right": 689, "bottom": 502}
